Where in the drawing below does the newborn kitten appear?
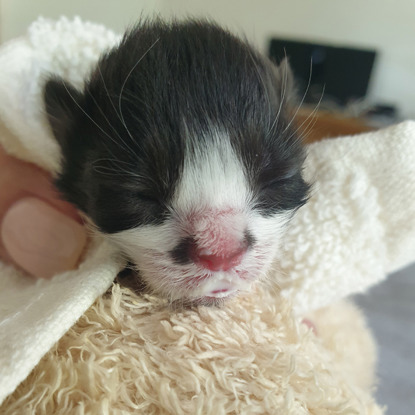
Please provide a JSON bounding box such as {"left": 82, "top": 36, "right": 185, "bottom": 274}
{"left": 44, "top": 19, "right": 309, "bottom": 305}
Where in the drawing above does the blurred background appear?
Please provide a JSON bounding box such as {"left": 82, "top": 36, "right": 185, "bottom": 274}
{"left": 1, "top": 0, "right": 415, "bottom": 123}
{"left": 0, "top": 1, "right": 414, "bottom": 413}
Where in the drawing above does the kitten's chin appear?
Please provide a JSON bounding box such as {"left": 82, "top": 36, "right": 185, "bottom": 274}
{"left": 173, "top": 291, "right": 239, "bottom": 307}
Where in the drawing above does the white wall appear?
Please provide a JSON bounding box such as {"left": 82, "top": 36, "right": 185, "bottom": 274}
{"left": 1, "top": 0, "right": 414, "bottom": 118}
{"left": 0, "top": 0, "right": 161, "bottom": 39}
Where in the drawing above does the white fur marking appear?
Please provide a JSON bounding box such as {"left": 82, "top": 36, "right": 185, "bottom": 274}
{"left": 110, "top": 127, "right": 291, "bottom": 301}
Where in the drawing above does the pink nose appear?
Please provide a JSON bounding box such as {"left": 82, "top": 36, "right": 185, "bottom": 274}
{"left": 194, "top": 245, "right": 247, "bottom": 271}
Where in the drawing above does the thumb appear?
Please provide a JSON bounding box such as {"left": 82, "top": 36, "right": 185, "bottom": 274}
{"left": 0, "top": 148, "right": 87, "bottom": 279}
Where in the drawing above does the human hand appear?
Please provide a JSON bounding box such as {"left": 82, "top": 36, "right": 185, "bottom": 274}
{"left": 0, "top": 146, "right": 87, "bottom": 279}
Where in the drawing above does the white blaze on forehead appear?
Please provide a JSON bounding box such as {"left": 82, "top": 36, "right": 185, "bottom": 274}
{"left": 172, "top": 129, "right": 251, "bottom": 214}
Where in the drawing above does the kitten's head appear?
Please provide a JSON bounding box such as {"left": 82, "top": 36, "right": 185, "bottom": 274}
{"left": 44, "top": 19, "right": 309, "bottom": 304}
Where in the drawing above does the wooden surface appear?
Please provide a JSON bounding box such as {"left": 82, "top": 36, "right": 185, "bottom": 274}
{"left": 296, "top": 109, "right": 374, "bottom": 143}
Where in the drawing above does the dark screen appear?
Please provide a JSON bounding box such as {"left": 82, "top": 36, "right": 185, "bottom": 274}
{"left": 269, "top": 38, "right": 377, "bottom": 106}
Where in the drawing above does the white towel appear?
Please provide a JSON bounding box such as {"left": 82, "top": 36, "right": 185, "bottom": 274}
{"left": 0, "top": 16, "right": 414, "bottom": 405}
{"left": 278, "top": 121, "right": 415, "bottom": 313}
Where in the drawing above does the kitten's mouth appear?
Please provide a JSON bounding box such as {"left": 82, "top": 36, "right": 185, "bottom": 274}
{"left": 200, "top": 288, "right": 236, "bottom": 302}
{"left": 187, "top": 274, "right": 251, "bottom": 301}
{"left": 116, "top": 264, "right": 249, "bottom": 305}
{"left": 209, "top": 288, "right": 232, "bottom": 297}
{"left": 186, "top": 289, "right": 238, "bottom": 307}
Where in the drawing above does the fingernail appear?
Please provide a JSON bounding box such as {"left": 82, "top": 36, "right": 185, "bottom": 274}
{"left": 1, "top": 197, "right": 87, "bottom": 279}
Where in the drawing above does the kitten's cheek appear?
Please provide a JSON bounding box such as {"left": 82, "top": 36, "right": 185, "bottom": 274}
{"left": 1, "top": 197, "right": 87, "bottom": 279}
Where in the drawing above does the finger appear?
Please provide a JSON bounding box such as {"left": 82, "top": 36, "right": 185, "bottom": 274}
{"left": 0, "top": 147, "right": 87, "bottom": 278}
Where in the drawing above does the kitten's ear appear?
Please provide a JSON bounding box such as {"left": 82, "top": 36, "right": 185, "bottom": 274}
{"left": 44, "top": 78, "right": 82, "bottom": 148}
{"left": 275, "top": 57, "right": 297, "bottom": 105}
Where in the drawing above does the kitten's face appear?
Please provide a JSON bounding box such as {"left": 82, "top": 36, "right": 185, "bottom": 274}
{"left": 44, "top": 20, "right": 309, "bottom": 304}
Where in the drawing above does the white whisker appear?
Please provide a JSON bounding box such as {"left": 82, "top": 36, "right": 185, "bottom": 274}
{"left": 97, "top": 65, "right": 141, "bottom": 155}
{"left": 118, "top": 38, "right": 160, "bottom": 141}
{"left": 247, "top": 48, "right": 272, "bottom": 132}
{"left": 282, "top": 57, "right": 314, "bottom": 134}
{"left": 61, "top": 82, "right": 134, "bottom": 157}
{"left": 288, "top": 84, "right": 325, "bottom": 142}
{"left": 267, "top": 53, "right": 289, "bottom": 139}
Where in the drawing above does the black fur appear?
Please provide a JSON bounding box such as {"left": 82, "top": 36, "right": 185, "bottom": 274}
{"left": 44, "top": 19, "right": 309, "bottom": 234}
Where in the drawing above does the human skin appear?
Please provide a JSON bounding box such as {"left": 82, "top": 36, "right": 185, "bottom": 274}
{"left": 0, "top": 146, "right": 87, "bottom": 279}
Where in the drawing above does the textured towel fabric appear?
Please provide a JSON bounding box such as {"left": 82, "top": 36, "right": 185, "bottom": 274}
{"left": 0, "top": 240, "right": 123, "bottom": 405}
{"left": 277, "top": 121, "right": 415, "bottom": 313}
{"left": 0, "top": 17, "right": 414, "bottom": 405}
{"left": 0, "top": 16, "right": 120, "bottom": 173}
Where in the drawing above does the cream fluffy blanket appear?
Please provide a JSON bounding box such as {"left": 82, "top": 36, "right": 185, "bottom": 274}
{"left": 0, "top": 17, "right": 414, "bottom": 411}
